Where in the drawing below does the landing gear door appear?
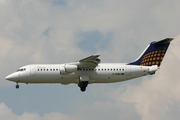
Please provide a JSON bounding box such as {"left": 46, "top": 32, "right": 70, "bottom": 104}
{"left": 30, "top": 65, "right": 36, "bottom": 76}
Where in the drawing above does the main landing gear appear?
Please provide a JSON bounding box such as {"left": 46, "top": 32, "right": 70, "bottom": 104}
{"left": 16, "top": 82, "right": 19, "bottom": 89}
{"left": 78, "top": 81, "right": 88, "bottom": 92}
{"left": 78, "top": 76, "right": 89, "bottom": 92}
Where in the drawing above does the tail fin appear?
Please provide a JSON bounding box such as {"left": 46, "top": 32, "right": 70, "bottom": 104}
{"left": 128, "top": 38, "right": 173, "bottom": 67}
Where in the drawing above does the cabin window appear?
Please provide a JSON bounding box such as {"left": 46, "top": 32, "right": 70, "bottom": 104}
{"left": 56, "top": 69, "right": 58, "bottom": 71}
{"left": 47, "top": 69, "right": 48, "bottom": 71}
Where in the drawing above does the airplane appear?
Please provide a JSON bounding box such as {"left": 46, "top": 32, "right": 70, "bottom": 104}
{"left": 5, "top": 38, "right": 173, "bottom": 92}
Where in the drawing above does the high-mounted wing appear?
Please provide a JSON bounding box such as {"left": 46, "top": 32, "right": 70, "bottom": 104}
{"left": 78, "top": 55, "right": 101, "bottom": 68}
{"left": 70, "top": 55, "right": 101, "bottom": 68}
{"left": 80, "top": 55, "right": 100, "bottom": 64}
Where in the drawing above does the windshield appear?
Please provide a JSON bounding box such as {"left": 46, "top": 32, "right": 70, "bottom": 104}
{"left": 16, "top": 68, "right": 26, "bottom": 72}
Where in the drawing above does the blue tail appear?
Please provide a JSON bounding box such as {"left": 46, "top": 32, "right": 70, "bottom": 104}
{"left": 128, "top": 38, "right": 173, "bottom": 67}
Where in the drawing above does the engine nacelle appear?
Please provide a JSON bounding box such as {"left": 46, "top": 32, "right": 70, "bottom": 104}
{"left": 60, "top": 64, "right": 77, "bottom": 75}
{"left": 148, "top": 65, "right": 159, "bottom": 75}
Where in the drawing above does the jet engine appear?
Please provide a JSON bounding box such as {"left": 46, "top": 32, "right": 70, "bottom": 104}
{"left": 60, "top": 64, "right": 77, "bottom": 75}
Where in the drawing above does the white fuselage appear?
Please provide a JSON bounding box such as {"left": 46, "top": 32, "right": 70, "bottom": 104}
{"left": 7, "top": 63, "right": 157, "bottom": 85}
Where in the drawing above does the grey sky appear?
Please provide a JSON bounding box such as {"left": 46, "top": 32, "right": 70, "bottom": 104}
{"left": 0, "top": 0, "right": 180, "bottom": 120}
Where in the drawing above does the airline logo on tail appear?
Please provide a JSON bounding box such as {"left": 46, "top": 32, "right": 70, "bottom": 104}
{"left": 129, "top": 38, "right": 173, "bottom": 67}
{"left": 140, "top": 49, "right": 166, "bottom": 66}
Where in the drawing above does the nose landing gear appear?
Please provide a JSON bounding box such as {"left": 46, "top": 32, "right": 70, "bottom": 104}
{"left": 16, "top": 83, "right": 19, "bottom": 89}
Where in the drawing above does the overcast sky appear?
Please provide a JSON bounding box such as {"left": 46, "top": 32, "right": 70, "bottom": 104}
{"left": 0, "top": 0, "right": 180, "bottom": 120}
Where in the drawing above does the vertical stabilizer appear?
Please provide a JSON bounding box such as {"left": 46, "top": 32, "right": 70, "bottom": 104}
{"left": 128, "top": 38, "right": 173, "bottom": 67}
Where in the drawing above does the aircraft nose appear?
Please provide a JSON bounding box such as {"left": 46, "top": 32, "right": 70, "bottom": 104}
{"left": 5, "top": 72, "right": 19, "bottom": 81}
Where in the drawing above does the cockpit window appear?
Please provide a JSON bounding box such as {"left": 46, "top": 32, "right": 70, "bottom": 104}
{"left": 17, "top": 68, "right": 26, "bottom": 72}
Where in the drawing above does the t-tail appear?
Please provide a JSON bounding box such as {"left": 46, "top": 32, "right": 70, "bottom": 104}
{"left": 128, "top": 38, "right": 173, "bottom": 67}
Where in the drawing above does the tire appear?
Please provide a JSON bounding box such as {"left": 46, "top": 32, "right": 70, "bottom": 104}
{"left": 16, "top": 85, "right": 19, "bottom": 89}
{"left": 81, "top": 87, "right": 86, "bottom": 92}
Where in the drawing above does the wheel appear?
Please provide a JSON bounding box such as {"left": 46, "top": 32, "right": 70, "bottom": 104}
{"left": 16, "top": 84, "right": 19, "bottom": 89}
{"left": 80, "top": 87, "right": 86, "bottom": 92}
